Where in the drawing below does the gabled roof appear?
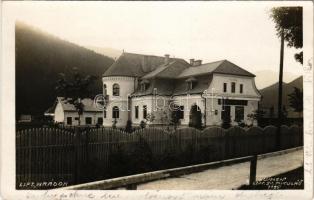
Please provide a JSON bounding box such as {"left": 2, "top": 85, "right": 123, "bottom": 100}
{"left": 142, "top": 60, "right": 189, "bottom": 79}
{"left": 132, "top": 79, "right": 176, "bottom": 97}
{"left": 55, "top": 97, "right": 102, "bottom": 112}
{"left": 103, "top": 52, "right": 186, "bottom": 77}
{"left": 177, "top": 60, "right": 255, "bottom": 78}
{"left": 173, "top": 75, "right": 213, "bottom": 96}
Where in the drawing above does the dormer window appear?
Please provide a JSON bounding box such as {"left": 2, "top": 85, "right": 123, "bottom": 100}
{"left": 185, "top": 77, "right": 197, "bottom": 90}
{"left": 188, "top": 82, "right": 194, "bottom": 90}
{"left": 140, "top": 79, "right": 150, "bottom": 92}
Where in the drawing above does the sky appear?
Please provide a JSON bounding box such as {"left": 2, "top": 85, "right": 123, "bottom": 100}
{"left": 5, "top": 1, "right": 305, "bottom": 78}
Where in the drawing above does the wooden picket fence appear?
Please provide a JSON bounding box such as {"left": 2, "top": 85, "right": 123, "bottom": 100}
{"left": 16, "top": 125, "right": 303, "bottom": 189}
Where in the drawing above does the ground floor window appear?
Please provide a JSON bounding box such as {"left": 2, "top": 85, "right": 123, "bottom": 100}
{"left": 178, "top": 106, "right": 184, "bottom": 119}
{"left": 97, "top": 117, "right": 103, "bottom": 125}
{"left": 235, "top": 106, "right": 244, "bottom": 122}
{"left": 104, "top": 110, "right": 106, "bottom": 118}
{"left": 85, "top": 117, "right": 92, "bottom": 125}
{"left": 112, "top": 106, "right": 119, "bottom": 119}
{"left": 66, "top": 117, "right": 72, "bottom": 125}
{"left": 135, "top": 106, "right": 139, "bottom": 119}
{"left": 143, "top": 105, "right": 147, "bottom": 119}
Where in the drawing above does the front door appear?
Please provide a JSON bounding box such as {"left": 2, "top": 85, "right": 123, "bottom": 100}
{"left": 222, "top": 105, "right": 231, "bottom": 122}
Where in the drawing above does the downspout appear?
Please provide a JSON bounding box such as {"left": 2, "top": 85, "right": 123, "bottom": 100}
{"left": 201, "top": 91, "right": 207, "bottom": 127}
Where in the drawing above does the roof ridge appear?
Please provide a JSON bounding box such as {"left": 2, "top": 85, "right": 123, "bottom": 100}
{"left": 213, "top": 60, "right": 255, "bottom": 77}
{"left": 124, "top": 51, "right": 185, "bottom": 61}
{"left": 141, "top": 60, "right": 177, "bottom": 79}
{"left": 199, "top": 59, "right": 226, "bottom": 66}
{"left": 124, "top": 52, "right": 166, "bottom": 58}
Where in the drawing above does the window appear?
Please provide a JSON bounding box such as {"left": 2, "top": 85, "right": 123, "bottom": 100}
{"left": 218, "top": 99, "right": 248, "bottom": 106}
{"left": 103, "top": 110, "right": 106, "bottom": 118}
{"left": 141, "top": 83, "right": 149, "bottom": 91}
{"left": 186, "top": 78, "right": 196, "bottom": 90}
{"left": 85, "top": 117, "right": 92, "bottom": 125}
{"left": 66, "top": 117, "right": 72, "bottom": 125}
{"left": 112, "top": 84, "right": 120, "bottom": 96}
{"left": 223, "top": 83, "right": 227, "bottom": 92}
{"left": 143, "top": 105, "right": 147, "bottom": 119}
{"left": 178, "top": 106, "right": 184, "bottom": 119}
{"left": 103, "top": 84, "right": 107, "bottom": 96}
{"left": 141, "top": 84, "right": 145, "bottom": 91}
{"left": 231, "top": 82, "right": 236, "bottom": 93}
{"left": 112, "top": 106, "right": 119, "bottom": 118}
{"left": 235, "top": 106, "right": 244, "bottom": 122}
{"left": 97, "top": 117, "right": 103, "bottom": 125}
{"left": 188, "top": 82, "right": 194, "bottom": 90}
{"left": 240, "top": 84, "right": 243, "bottom": 93}
{"left": 135, "top": 106, "right": 139, "bottom": 119}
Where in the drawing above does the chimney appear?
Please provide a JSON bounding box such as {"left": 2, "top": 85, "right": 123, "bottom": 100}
{"left": 190, "top": 59, "right": 195, "bottom": 65}
{"left": 164, "top": 54, "right": 170, "bottom": 65}
{"left": 193, "top": 60, "right": 202, "bottom": 66}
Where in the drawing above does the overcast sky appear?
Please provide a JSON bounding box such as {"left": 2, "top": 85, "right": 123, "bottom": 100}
{"left": 7, "top": 1, "right": 304, "bottom": 77}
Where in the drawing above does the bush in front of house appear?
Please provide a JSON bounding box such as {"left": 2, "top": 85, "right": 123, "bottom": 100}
{"left": 139, "top": 120, "right": 146, "bottom": 129}
{"left": 221, "top": 117, "right": 231, "bottom": 129}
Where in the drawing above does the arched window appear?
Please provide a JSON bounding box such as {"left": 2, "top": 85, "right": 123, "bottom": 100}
{"left": 113, "top": 84, "right": 120, "bottom": 96}
{"left": 103, "top": 84, "right": 107, "bottom": 96}
{"left": 112, "top": 106, "right": 119, "bottom": 119}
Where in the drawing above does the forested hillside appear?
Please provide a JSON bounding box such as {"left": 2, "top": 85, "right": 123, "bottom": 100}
{"left": 259, "top": 76, "right": 303, "bottom": 118}
{"left": 15, "top": 22, "right": 114, "bottom": 118}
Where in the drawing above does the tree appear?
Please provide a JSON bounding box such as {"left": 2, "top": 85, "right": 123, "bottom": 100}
{"left": 55, "top": 67, "right": 97, "bottom": 125}
{"left": 139, "top": 120, "right": 146, "bottom": 129}
{"left": 125, "top": 119, "right": 133, "bottom": 133}
{"left": 270, "top": 7, "right": 302, "bottom": 149}
{"left": 221, "top": 115, "right": 231, "bottom": 129}
{"left": 146, "top": 113, "right": 155, "bottom": 126}
{"left": 189, "top": 104, "right": 202, "bottom": 129}
{"left": 288, "top": 87, "right": 303, "bottom": 118}
{"left": 269, "top": 106, "right": 275, "bottom": 118}
{"left": 270, "top": 7, "right": 303, "bottom": 63}
{"left": 170, "top": 110, "right": 180, "bottom": 130}
{"left": 112, "top": 118, "right": 117, "bottom": 129}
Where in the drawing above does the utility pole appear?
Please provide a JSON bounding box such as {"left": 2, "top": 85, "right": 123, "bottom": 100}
{"left": 276, "top": 30, "right": 284, "bottom": 150}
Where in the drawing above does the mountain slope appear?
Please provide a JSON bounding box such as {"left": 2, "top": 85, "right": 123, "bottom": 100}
{"left": 253, "top": 70, "right": 300, "bottom": 89}
{"left": 85, "top": 46, "right": 122, "bottom": 60}
{"left": 259, "top": 76, "right": 303, "bottom": 118}
{"left": 15, "top": 22, "right": 114, "bottom": 117}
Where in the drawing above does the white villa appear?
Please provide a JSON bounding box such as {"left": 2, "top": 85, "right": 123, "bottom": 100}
{"left": 101, "top": 52, "right": 261, "bottom": 127}
{"left": 102, "top": 52, "right": 261, "bottom": 127}
{"left": 45, "top": 97, "right": 103, "bottom": 126}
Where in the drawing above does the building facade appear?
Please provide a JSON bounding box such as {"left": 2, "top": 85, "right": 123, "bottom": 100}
{"left": 46, "top": 97, "right": 103, "bottom": 126}
{"left": 102, "top": 52, "right": 261, "bottom": 127}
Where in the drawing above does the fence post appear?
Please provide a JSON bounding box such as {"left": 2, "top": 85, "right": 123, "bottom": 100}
{"left": 84, "top": 127, "right": 90, "bottom": 182}
{"left": 225, "top": 131, "right": 230, "bottom": 159}
{"left": 249, "top": 155, "right": 257, "bottom": 186}
{"left": 74, "top": 127, "right": 81, "bottom": 184}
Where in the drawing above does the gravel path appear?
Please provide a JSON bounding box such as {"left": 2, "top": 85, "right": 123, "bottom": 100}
{"left": 137, "top": 149, "right": 303, "bottom": 190}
